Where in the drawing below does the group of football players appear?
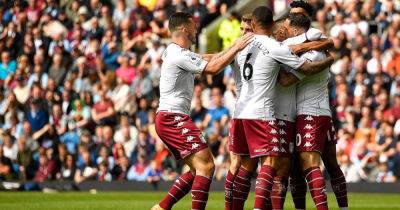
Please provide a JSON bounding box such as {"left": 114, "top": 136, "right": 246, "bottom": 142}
{"left": 151, "top": 1, "right": 348, "bottom": 210}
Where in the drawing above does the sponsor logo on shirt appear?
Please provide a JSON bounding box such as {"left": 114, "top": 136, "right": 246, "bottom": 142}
{"left": 304, "top": 133, "right": 312, "bottom": 139}
{"left": 271, "top": 138, "right": 279, "bottom": 143}
{"left": 278, "top": 121, "right": 286, "bottom": 126}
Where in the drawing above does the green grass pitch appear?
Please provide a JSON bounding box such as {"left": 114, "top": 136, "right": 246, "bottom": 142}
{"left": 0, "top": 192, "right": 399, "bottom": 210}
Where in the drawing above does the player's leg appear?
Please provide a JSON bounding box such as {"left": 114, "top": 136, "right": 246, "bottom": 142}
{"left": 272, "top": 120, "right": 295, "bottom": 210}
{"left": 225, "top": 152, "right": 241, "bottom": 210}
{"left": 322, "top": 143, "right": 348, "bottom": 210}
{"left": 185, "top": 148, "right": 215, "bottom": 210}
{"left": 296, "top": 115, "right": 329, "bottom": 210}
{"left": 157, "top": 168, "right": 196, "bottom": 210}
{"left": 225, "top": 119, "right": 250, "bottom": 210}
{"left": 289, "top": 152, "right": 307, "bottom": 210}
{"left": 254, "top": 156, "right": 278, "bottom": 210}
{"left": 232, "top": 156, "right": 258, "bottom": 210}
{"left": 153, "top": 113, "right": 212, "bottom": 210}
{"left": 271, "top": 157, "right": 290, "bottom": 210}
{"left": 299, "top": 151, "right": 328, "bottom": 210}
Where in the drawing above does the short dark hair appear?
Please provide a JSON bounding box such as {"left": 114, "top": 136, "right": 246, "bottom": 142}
{"left": 168, "top": 12, "right": 193, "bottom": 32}
{"left": 252, "top": 6, "right": 274, "bottom": 28}
{"left": 288, "top": 13, "right": 311, "bottom": 31}
{"left": 290, "top": 0, "right": 314, "bottom": 17}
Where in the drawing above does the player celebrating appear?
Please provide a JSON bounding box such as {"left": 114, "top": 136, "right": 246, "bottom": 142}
{"left": 271, "top": 13, "right": 337, "bottom": 210}
{"left": 286, "top": 1, "right": 349, "bottom": 210}
{"left": 224, "top": 13, "right": 255, "bottom": 210}
{"left": 228, "top": 6, "right": 334, "bottom": 210}
{"left": 152, "top": 12, "right": 253, "bottom": 210}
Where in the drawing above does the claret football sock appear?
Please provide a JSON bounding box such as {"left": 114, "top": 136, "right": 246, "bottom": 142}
{"left": 159, "top": 171, "right": 194, "bottom": 210}
{"left": 289, "top": 175, "right": 307, "bottom": 210}
{"left": 328, "top": 167, "right": 348, "bottom": 208}
{"left": 191, "top": 175, "right": 212, "bottom": 210}
{"left": 254, "top": 165, "right": 276, "bottom": 210}
{"left": 232, "top": 166, "right": 252, "bottom": 210}
{"left": 224, "top": 171, "right": 235, "bottom": 210}
{"left": 303, "top": 166, "right": 328, "bottom": 210}
{"left": 271, "top": 175, "right": 288, "bottom": 210}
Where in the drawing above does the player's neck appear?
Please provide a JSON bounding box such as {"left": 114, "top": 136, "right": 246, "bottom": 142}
{"left": 254, "top": 28, "right": 273, "bottom": 37}
{"left": 171, "top": 35, "right": 191, "bottom": 49}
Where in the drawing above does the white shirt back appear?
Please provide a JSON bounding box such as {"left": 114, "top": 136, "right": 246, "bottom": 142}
{"left": 296, "top": 50, "right": 331, "bottom": 116}
{"left": 157, "top": 43, "right": 208, "bottom": 115}
{"left": 232, "top": 35, "right": 305, "bottom": 120}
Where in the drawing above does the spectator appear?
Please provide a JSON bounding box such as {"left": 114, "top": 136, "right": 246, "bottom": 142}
{"left": 58, "top": 154, "right": 76, "bottom": 181}
{"left": 74, "top": 150, "right": 97, "bottom": 183}
{"left": 127, "top": 153, "right": 150, "bottom": 181}
{"left": 114, "top": 116, "right": 138, "bottom": 158}
{"left": 111, "top": 156, "right": 130, "bottom": 180}
{"left": 218, "top": 12, "right": 240, "bottom": 50}
{"left": 0, "top": 146, "right": 16, "bottom": 181}
{"left": 34, "top": 154, "right": 57, "bottom": 182}
{"left": 91, "top": 89, "right": 116, "bottom": 126}
{"left": 25, "top": 99, "right": 49, "bottom": 133}
{"left": 0, "top": 51, "right": 17, "bottom": 80}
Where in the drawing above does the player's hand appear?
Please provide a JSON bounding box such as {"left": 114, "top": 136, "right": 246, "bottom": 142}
{"left": 288, "top": 44, "right": 303, "bottom": 54}
{"left": 234, "top": 33, "right": 254, "bottom": 51}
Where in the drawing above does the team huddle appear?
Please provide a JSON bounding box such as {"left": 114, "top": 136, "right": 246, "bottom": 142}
{"left": 152, "top": 1, "right": 348, "bottom": 210}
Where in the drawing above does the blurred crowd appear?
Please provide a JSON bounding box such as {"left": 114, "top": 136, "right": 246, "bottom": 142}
{"left": 0, "top": 0, "right": 399, "bottom": 188}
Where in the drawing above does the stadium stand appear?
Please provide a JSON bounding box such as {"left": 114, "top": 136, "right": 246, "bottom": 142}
{"left": 0, "top": 0, "right": 400, "bottom": 192}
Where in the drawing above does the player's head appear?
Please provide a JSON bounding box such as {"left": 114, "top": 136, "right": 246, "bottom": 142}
{"left": 251, "top": 6, "right": 274, "bottom": 33}
{"left": 289, "top": 0, "right": 314, "bottom": 17}
{"left": 240, "top": 13, "right": 253, "bottom": 36}
{"left": 284, "top": 13, "right": 311, "bottom": 37}
{"left": 168, "top": 12, "right": 197, "bottom": 44}
{"left": 273, "top": 17, "right": 288, "bottom": 42}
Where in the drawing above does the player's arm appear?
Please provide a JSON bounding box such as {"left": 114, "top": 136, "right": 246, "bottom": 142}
{"left": 278, "top": 70, "right": 299, "bottom": 87}
{"left": 297, "top": 54, "right": 334, "bottom": 76}
{"left": 203, "top": 33, "right": 253, "bottom": 75}
{"left": 177, "top": 33, "right": 253, "bottom": 75}
{"left": 289, "top": 38, "right": 334, "bottom": 55}
{"left": 270, "top": 45, "right": 334, "bottom": 76}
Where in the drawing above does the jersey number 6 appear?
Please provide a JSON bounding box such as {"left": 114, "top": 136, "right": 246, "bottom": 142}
{"left": 243, "top": 53, "right": 253, "bottom": 81}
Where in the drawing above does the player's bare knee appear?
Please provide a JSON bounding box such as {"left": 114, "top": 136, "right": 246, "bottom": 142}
{"left": 229, "top": 155, "right": 241, "bottom": 174}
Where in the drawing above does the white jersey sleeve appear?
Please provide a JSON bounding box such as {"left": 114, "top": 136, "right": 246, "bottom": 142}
{"left": 269, "top": 44, "right": 306, "bottom": 70}
{"left": 305, "top": 27, "right": 327, "bottom": 41}
{"left": 175, "top": 48, "right": 208, "bottom": 74}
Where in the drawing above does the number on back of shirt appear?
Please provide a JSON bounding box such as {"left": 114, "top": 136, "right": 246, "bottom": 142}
{"left": 243, "top": 53, "right": 253, "bottom": 81}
